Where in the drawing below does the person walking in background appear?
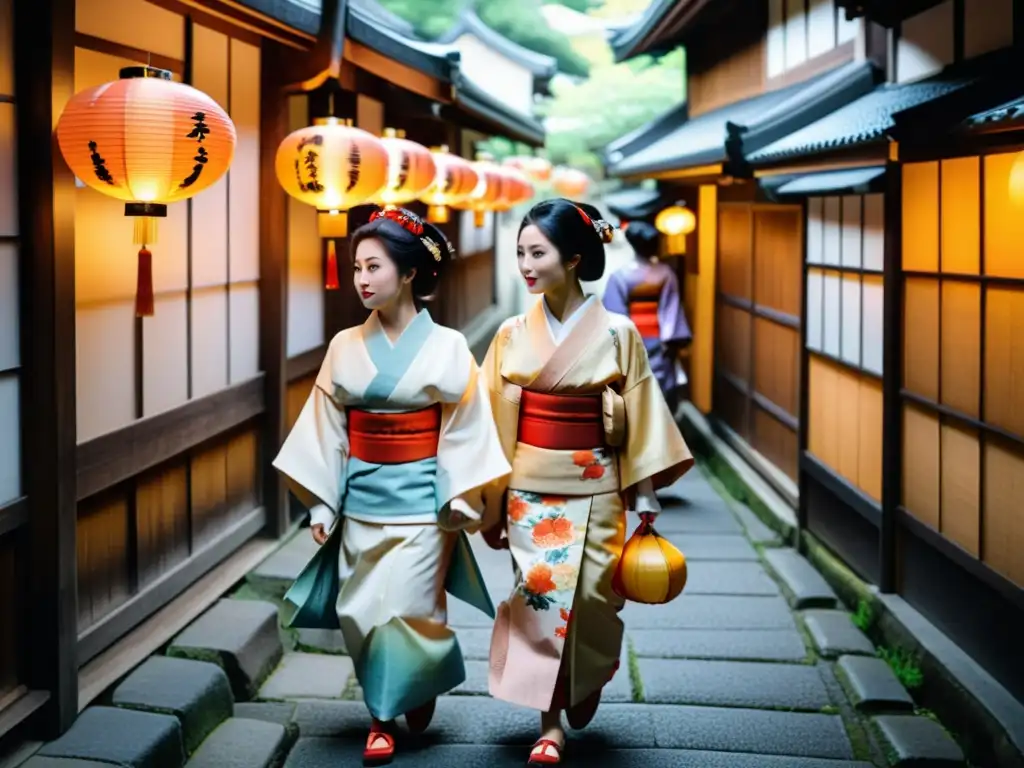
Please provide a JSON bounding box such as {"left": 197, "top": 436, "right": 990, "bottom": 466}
{"left": 601, "top": 220, "right": 692, "bottom": 414}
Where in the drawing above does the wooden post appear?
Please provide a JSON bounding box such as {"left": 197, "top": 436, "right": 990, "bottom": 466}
{"left": 14, "top": 0, "right": 79, "bottom": 736}
{"left": 258, "top": 42, "right": 291, "bottom": 540}
{"left": 879, "top": 143, "right": 903, "bottom": 594}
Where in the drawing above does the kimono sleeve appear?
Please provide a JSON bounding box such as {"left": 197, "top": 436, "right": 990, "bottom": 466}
{"left": 477, "top": 322, "right": 519, "bottom": 532}
{"left": 602, "top": 270, "right": 630, "bottom": 317}
{"left": 658, "top": 269, "right": 693, "bottom": 345}
{"left": 617, "top": 322, "right": 694, "bottom": 491}
{"left": 271, "top": 341, "right": 348, "bottom": 521}
{"left": 435, "top": 335, "right": 512, "bottom": 533}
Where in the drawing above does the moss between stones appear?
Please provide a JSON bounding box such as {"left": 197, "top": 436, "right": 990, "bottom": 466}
{"left": 626, "top": 636, "right": 644, "bottom": 703}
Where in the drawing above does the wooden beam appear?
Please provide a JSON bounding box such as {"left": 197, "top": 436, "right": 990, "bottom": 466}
{"left": 14, "top": 0, "right": 79, "bottom": 736}
{"left": 76, "top": 376, "right": 265, "bottom": 502}
{"left": 286, "top": 345, "right": 326, "bottom": 382}
{"left": 259, "top": 41, "right": 293, "bottom": 539}
{"left": 344, "top": 41, "right": 449, "bottom": 104}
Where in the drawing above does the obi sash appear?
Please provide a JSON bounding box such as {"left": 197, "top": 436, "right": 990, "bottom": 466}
{"left": 517, "top": 390, "right": 604, "bottom": 451}
{"left": 628, "top": 298, "right": 660, "bottom": 340}
{"left": 347, "top": 404, "right": 441, "bottom": 464}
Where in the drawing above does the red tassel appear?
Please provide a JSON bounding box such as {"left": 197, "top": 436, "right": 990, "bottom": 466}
{"left": 325, "top": 239, "right": 340, "bottom": 290}
{"left": 135, "top": 247, "right": 154, "bottom": 317}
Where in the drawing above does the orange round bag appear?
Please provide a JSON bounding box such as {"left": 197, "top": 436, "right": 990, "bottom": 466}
{"left": 612, "top": 513, "right": 688, "bottom": 604}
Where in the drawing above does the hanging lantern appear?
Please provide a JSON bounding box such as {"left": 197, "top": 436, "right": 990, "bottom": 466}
{"left": 372, "top": 127, "right": 436, "bottom": 208}
{"left": 1009, "top": 151, "right": 1024, "bottom": 207}
{"left": 461, "top": 153, "right": 504, "bottom": 227}
{"left": 551, "top": 166, "right": 590, "bottom": 198}
{"left": 56, "top": 66, "right": 236, "bottom": 317}
{"left": 524, "top": 156, "right": 552, "bottom": 182}
{"left": 503, "top": 155, "right": 529, "bottom": 172}
{"left": 654, "top": 203, "right": 696, "bottom": 255}
{"left": 275, "top": 117, "right": 388, "bottom": 290}
{"left": 418, "top": 145, "right": 478, "bottom": 224}
{"left": 612, "top": 514, "right": 687, "bottom": 605}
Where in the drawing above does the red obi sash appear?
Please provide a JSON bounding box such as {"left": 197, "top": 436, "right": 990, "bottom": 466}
{"left": 347, "top": 404, "right": 441, "bottom": 464}
{"left": 628, "top": 299, "right": 660, "bottom": 340}
{"left": 518, "top": 390, "right": 604, "bottom": 451}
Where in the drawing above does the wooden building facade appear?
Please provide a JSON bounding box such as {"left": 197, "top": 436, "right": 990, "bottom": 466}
{"left": 0, "top": 0, "right": 544, "bottom": 743}
{"left": 608, "top": 0, "right": 1023, "bottom": 728}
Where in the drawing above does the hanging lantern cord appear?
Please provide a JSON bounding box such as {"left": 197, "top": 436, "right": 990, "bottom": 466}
{"left": 127, "top": 202, "right": 166, "bottom": 317}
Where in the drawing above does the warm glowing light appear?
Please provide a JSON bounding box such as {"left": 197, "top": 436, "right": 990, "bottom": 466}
{"left": 275, "top": 117, "right": 389, "bottom": 290}
{"left": 460, "top": 153, "right": 504, "bottom": 227}
{"left": 551, "top": 166, "right": 589, "bottom": 198}
{"left": 1010, "top": 151, "right": 1024, "bottom": 207}
{"left": 655, "top": 205, "right": 697, "bottom": 236}
{"left": 418, "top": 145, "right": 479, "bottom": 224}
{"left": 373, "top": 127, "right": 437, "bottom": 207}
{"left": 55, "top": 65, "right": 237, "bottom": 317}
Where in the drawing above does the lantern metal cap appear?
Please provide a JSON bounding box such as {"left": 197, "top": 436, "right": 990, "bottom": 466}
{"left": 119, "top": 66, "right": 172, "bottom": 81}
{"left": 313, "top": 116, "right": 354, "bottom": 127}
{"left": 431, "top": 144, "right": 449, "bottom": 154}
{"left": 383, "top": 127, "right": 407, "bottom": 139}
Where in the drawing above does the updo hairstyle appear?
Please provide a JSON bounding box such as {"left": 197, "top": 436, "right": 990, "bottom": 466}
{"left": 519, "top": 198, "right": 614, "bottom": 282}
{"left": 350, "top": 207, "right": 454, "bottom": 300}
{"left": 623, "top": 220, "right": 660, "bottom": 260}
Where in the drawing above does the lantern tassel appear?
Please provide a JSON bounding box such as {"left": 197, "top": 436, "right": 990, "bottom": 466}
{"left": 136, "top": 247, "right": 155, "bottom": 317}
{"left": 474, "top": 210, "right": 485, "bottom": 228}
{"left": 133, "top": 216, "right": 158, "bottom": 317}
{"left": 325, "top": 239, "right": 340, "bottom": 290}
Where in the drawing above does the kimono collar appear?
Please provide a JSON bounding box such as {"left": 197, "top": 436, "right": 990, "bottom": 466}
{"left": 541, "top": 294, "right": 596, "bottom": 344}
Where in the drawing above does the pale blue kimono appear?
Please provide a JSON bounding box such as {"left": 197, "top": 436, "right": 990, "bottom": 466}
{"left": 273, "top": 309, "right": 511, "bottom": 721}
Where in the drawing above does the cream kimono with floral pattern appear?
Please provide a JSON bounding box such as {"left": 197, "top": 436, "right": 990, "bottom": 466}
{"left": 481, "top": 296, "right": 694, "bottom": 712}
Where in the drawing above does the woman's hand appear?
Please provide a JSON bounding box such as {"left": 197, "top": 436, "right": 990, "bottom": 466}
{"left": 482, "top": 522, "right": 509, "bottom": 550}
{"left": 310, "top": 523, "right": 328, "bottom": 546}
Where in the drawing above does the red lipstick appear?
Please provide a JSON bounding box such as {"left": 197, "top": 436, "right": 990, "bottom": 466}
{"left": 525, "top": 277, "right": 537, "bottom": 287}
{"left": 361, "top": 291, "right": 374, "bottom": 299}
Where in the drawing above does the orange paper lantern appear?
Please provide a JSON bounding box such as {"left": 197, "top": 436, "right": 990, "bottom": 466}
{"left": 419, "top": 145, "right": 479, "bottom": 224}
{"left": 460, "top": 154, "right": 505, "bottom": 227}
{"left": 612, "top": 514, "right": 687, "bottom": 604}
{"left": 56, "top": 66, "right": 237, "bottom": 316}
{"left": 275, "top": 117, "right": 388, "bottom": 290}
{"left": 524, "top": 156, "right": 552, "bottom": 182}
{"left": 552, "top": 166, "right": 590, "bottom": 198}
{"left": 373, "top": 127, "right": 436, "bottom": 208}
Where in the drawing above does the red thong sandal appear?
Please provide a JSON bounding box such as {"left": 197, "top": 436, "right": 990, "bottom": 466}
{"left": 363, "top": 724, "right": 396, "bottom": 766}
{"left": 527, "top": 738, "right": 564, "bottom": 765}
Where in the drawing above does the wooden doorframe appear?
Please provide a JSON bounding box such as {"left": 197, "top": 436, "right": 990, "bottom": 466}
{"left": 14, "top": 0, "right": 79, "bottom": 737}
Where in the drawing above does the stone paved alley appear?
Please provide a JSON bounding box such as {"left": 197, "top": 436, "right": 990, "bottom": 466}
{"left": 18, "top": 465, "right": 967, "bottom": 768}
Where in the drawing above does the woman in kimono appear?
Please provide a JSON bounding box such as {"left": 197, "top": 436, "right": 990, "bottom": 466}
{"left": 273, "top": 206, "right": 511, "bottom": 765}
{"left": 480, "top": 199, "right": 694, "bottom": 765}
{"left": 602, "top": 220, "right": 692, "bottom": 413}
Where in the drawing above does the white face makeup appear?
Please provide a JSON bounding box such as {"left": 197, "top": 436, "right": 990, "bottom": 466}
{"left": 517, "top": 224, "right": 578, "bottom": 295}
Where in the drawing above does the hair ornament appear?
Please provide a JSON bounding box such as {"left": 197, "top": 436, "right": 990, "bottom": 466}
{"left": 369, "top": 206, "right": 448, "bottom": 261}
{"left": 573, "top": 204, "right": 614, "bottom": 244}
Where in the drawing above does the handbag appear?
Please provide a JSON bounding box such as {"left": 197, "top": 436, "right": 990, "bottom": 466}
{"left": 612, "top": 512, "right": 688, "bottom": 604}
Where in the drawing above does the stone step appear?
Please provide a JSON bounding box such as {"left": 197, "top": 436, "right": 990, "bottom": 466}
{"left": 871, "top": 714, "right": 966, "bottom": 766}
{"left": 247, "top": 531, "right": 319, "bottom": 598}
{"left": 837, "top": 655, "right": 915, "bottom": 713}
{"left": 284, "top": 739, "right": 876, "bottom": 767}
{"left": 258, "top": 652, "right": 354, "bottom": 701}
{"left": 184, "top": 717, "right": 292, "bottom": 768}
{"left": 763, "top": 548, "right": 839, "bottom": 610}
{"left": 112, "top": 656, "right": 234, "bottom": 756}
{"left": 732, "top": 503, "right": 782, "bottom": 545}
{"left": 803, "top": 609, "right": 875, "bottom": 659}
{"left": 636, "top": 658, "right": 831, "bottom": 711}
{"left": 19, "top": 760, "right": 112, "bottom": 768}
{"left": 167, "top": 598, "right": 283, "bottom": 701}
{"left": 34, "top": 706, "right": 184, "bottom": 768}
{"left": 628, "top": 628, "right": 809, "bottom": 663}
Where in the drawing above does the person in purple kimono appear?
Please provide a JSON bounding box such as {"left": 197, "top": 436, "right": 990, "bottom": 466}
{"left": 602, "top": 221, "right": 692, "bottom": 413}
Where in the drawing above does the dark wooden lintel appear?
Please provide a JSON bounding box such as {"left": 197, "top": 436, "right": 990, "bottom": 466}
{"left": 76, "top": 376, "right": 265, "bottom": 502}
{"left": 286, "top": 345, "right": 326, "bottom": 382}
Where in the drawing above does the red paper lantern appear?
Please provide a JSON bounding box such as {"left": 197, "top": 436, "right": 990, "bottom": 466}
{"left": 460, "top": 154, "right": 505, "bottom": 227}
{"left": 56, "top": 66, "right": 237, "bottom": 316}
{"left": 524, "top": 156, "right": 552, "bottom": 182}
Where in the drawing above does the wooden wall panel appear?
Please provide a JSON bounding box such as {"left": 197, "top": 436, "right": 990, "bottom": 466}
{"left": 687, "top": 40, "right": 765, "bottom": 117}
{"left": 135, "top": 462, "right": 189, "bottom": 589}
{"left": 717, "top": 204, "right": 752, "bottom": 300}
{"left": 76, "top": 491, "right": 131, "bottom": 632}
{"left": 982, "top": 438, "right": 1024, "bottom": 587}
{"left": 753, "top": 406, "right": 797, "bottom": 481}
{"left": 983, "top": 153, "right": 1024, "bottom": 279}
{"left": 286, "top": 375, "right": 316, "bottom": 433}
{"left": 901, "top": 162, "right": 939, "bottom": 272}
{"left": 753, "top": 207, "right": 802, "bottom": 316}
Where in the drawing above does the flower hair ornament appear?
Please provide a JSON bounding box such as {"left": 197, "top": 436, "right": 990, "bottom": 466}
{"left": 369, "top": 207, "right": 454, "bottom": 262}
{"left": 574, "top": 204, "right": 615, "bottom": 244}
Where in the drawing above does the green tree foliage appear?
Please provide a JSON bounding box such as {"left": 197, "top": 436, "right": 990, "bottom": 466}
{"left": 475, "top": 0, "right": 590, "bottom": 77}
{"left": 542, "top": 0, "right": 602, "bottom": 13}
{"left": 540, "top": 47, "right": 684, "bottom": 170}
